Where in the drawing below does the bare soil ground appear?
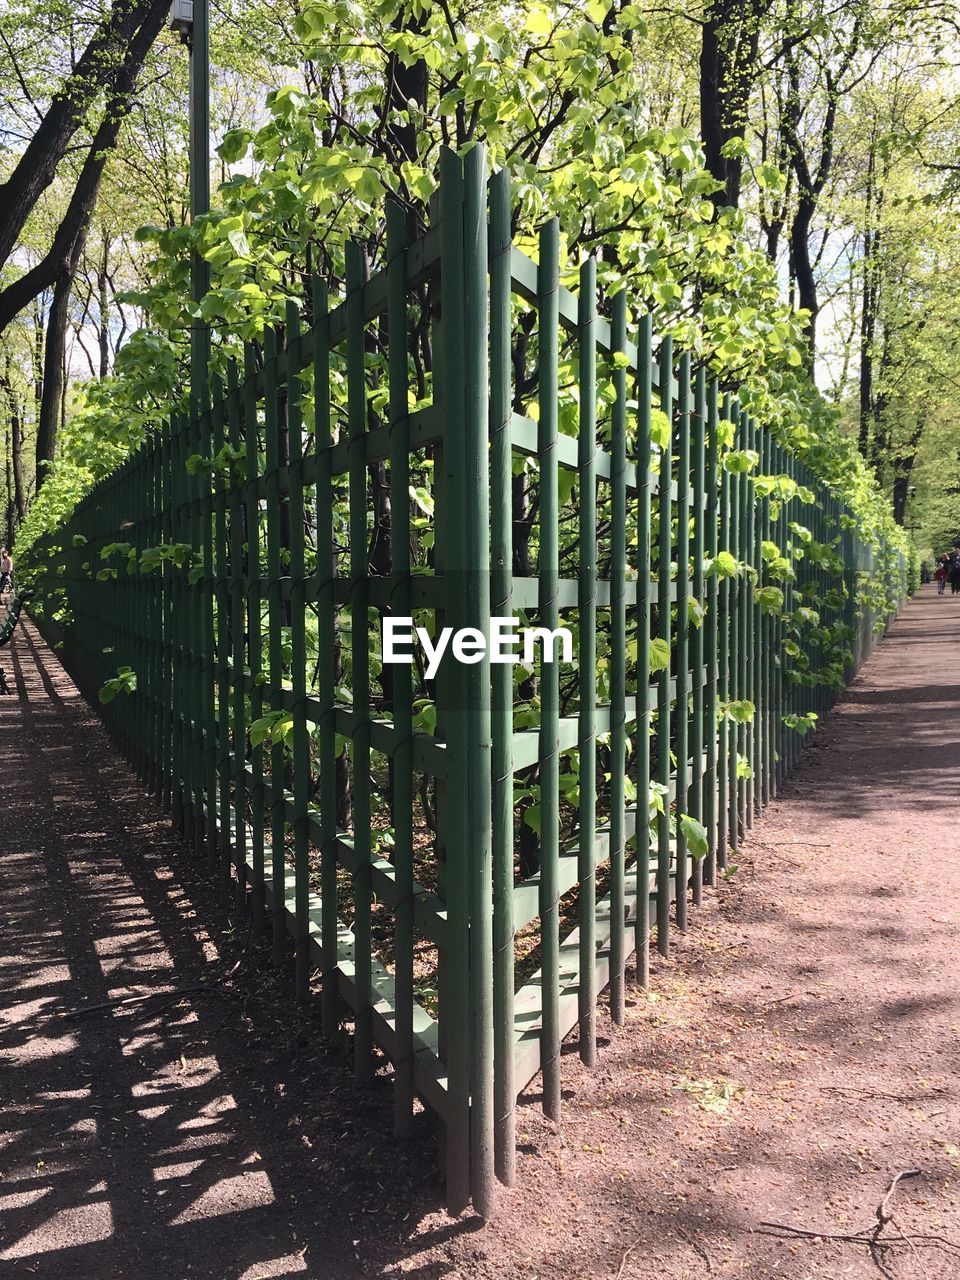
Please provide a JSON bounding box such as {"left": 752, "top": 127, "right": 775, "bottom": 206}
{"left": 1, "top": 590, "right": 959, "bottom": 1280}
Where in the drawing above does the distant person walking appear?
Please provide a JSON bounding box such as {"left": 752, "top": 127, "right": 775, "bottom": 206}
{"left": 950, "top": 546, "right": 960, "bottom": 595}
{"left": 0, "top": 549, "right": 12, "bottom": 595}
{"left": 936, "top": 555, "right": 949, "bottom": 594}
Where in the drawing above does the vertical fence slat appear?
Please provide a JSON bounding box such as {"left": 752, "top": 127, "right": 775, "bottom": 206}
{"left": 608, "top": 286, "right": 628, "bottom": 1026}
{"left": 489, "top": 166, "right": 516, "bottom": 1188}
{"left": 202, "top": 391, "right": 217, "bottom": 860}
{"left": 703, "top": 377, "right": 720, "bottom": 881}
{"left": 735, "top": 405, "right": 749, "bottom": 845}
{"left": 161, "top": 424, "right": 173, "bottom": 811}
{"left": 243, "top": 343, "right": 266, "bottom": 935}
{"left": 286, "top": 301, "right": 311, "bottom": 1002}
{"left": 674, "top": 354, "right": 691, "bottom": 931}
{"left": 634, "top": 314, "right": 653, "bottom": 986}
{"left": 171, "top": 417, "right": 184, "bottom": 831}
{"left": 264, "top": 328, "right": 287, "bottom": 969}
{"left": 386, "top": 201, "right": 415, "bottom": 1134}
{"left": 537, "top": 216, "right": 562, "bottom": 1122}
{"left": 212, "top": 378, "right": 231, "bottom": 892}
{"left": 727, "top": 401, "right": 741, "bottom": 855}
{"left": 760, "top": 428, "right": 773, "bottom": 808}
{"left": 345, "top": 241, "right": 373, "bottom": 1080}
{"left": 226, "top": 361, "right": 247, "bottom": 909}
{"left": 462, "top": 143, "right": 495, "bottom": 1217}
{"left": 747, "top": 414, "right": 760, "bottom": 828}
{"left": 656, "top": 336, "right": 673, "bottom": 958}
{"left": 437, "top": 147, "right": 472, "bottom": 1215}
{"left": 577, "top": 258, "right": 598, "bottom": 1058}
{"left": 312, "top": 277, "right": 339, "bottom": 1040}
{"left": 690, "top": 365, "right": 706, "bottom": 907}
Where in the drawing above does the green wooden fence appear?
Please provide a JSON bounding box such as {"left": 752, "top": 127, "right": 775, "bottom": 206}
{"left": 27, "top": 147, "right": 909, "bottom": 1217}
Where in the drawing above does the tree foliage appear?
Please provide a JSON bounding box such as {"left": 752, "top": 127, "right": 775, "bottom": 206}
{"left": 4, "top": 0, "right": 956, "bottom": 555}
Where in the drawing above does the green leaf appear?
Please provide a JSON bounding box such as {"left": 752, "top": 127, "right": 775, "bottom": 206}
{"left": 680, "top": 814, "right": 709, "bottom": 859}
{"left": 413, "top": 700, "right": 437, "bottom": 734}
{"left": 249, "top": 710, "right": 294, "bottom": 746}
{"left": 708, "top": 550, "right": 737, "bottom": 578}
{"left": 784, "top": 711, "right": 818, "bottom": 734}
{"left": 217, "top": 128, "right": 252, "bottom": 164}
{"left": 524, "top": 6, "right": 553, "bottom": 35}
{"left": 757, "top": 162, "right": 786, "bottom": 193}
{"left": 716, "top": 418, "right": 735, "bottom": 450}
{"left": 100, "top": 542, "right": 131, "bottom": 560}
{"left": 650, "top": 408, "right": 672, "bottom": 451}
{"left": 227, "top": 228, "right": 251, "bottom": 259}
{"left": 725, "top": 699, "right": 755, "bottom": 723}
{"left": 648, "top": 636, "right": 671, "bottom": 673}
{"left": 723, "top": 449, "right": 760, "bottom": 475}
{"left": 99, "top": 666, "right": 137, "bottom": 704}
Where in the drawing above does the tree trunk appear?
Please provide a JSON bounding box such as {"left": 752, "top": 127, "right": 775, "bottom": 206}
{"left": 0, "top": 0, "right": 170, "bottom": 334}
{"left": 1, "top": 371, "right": 27, "bottom": 523}
{"left": 891, "top": 416, "right": 924, "bottom": 525}
{"left": 700, "top": 8, "right": 726, "bottom": 198}
{"left": 858, "top": 134, "right": 886, "bottom": 457}
{"left": 36, "top": 267, "right": 76, "bottom": 492}
{"left": 4, "top": 429, "right": 13, "bottom": 550}
{"left": 0, "top": 0, "right": 170, "bottom": 270}
{"left": 891, "top": 472, "right": 910, "bottom": 526}
{"left": 789, "top": 192, "right": 818, "bottom": 366}
{"left": 32, "top": 300, "right": 44, "bottom": 412}
{"left": 780, "top": 39, "right": 846, "bottom": 371}
{"left": 385, "top": 13, "right": 427, "bottom": 164}
{"left": 11, "top": 390, "right": 26, "bottom": 523}
{"left": 699, "top": 0, "right": 768, "bottom": 209}
{"left": 858, "top": 152, "right": 876, "bottom": 456}
{"left": 98, "top": 238, "right": 111, "bottom": 378}
{"left": 869, "top": 331, "right": 892, "bottom": 484}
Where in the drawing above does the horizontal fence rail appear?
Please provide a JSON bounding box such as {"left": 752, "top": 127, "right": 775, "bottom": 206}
{"left": 25, "top": 147, "right": 910, "bottom": 1218}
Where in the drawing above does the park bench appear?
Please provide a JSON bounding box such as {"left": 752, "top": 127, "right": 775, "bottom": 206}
{"left": 0, "top": 592, "right": 32, "bottom": 694}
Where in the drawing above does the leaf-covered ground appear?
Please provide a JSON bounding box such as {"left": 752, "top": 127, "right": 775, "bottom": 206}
{"left": 1, "top": 588, "right": 958, "bottom": 1278}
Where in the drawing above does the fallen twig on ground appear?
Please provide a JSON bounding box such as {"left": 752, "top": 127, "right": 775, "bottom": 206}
{"left": 757, "top": 1168, "right": 960, "bottom": 1275}
{"left": 869, "top": 1169, "right": 920, "bottom": 1277}
{"left": 823, "top": 1085, "right": 948, "bottom": 1103}
{"left": 613, "top": 1234, "right": 641, "bottom": 1280}
{"left": 48, "top": 915, "right": 265, "bottom": 1025}
{"left": 34, "top": 970, "right": 295, "bottom": 1029}
{"left": 757, "top": 1224, "right": 959, "bottom": 1253}
{"left": 758, "top": 1222, "right": 890, "bottom": 1244}
{"left": 761, "top": 989, "right": 818, "bottom": 1005}
{"left": 876, "top": 1169, "right": 921, "bottom": 1233}
{"left": 753, "top": 840, "right": 831, "bottom": 849}
{"left": 677, "top": 1228, "right": 712, "bottom": 1271}
{"left": 61, "top": 985, "right": 208, "bottom": 1017}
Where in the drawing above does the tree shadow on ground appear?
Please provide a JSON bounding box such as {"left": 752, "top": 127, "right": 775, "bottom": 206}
{"left": 0, "top": 624, "right": 478, "bottom": 1279}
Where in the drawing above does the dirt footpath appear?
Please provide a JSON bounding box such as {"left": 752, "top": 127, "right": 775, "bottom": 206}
{"left": 1, "top": 591, "right": 959, "bottom": 1280}
{"left": 400, "top": 585, "right": 960, "bottom": 1279}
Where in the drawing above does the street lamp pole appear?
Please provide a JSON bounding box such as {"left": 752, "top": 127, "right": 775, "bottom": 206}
{"left": 171, "top": 0, "right": 211, "bottom": 412}
{"left": 189, "top": 0, "right": 210, "bottom": 412}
